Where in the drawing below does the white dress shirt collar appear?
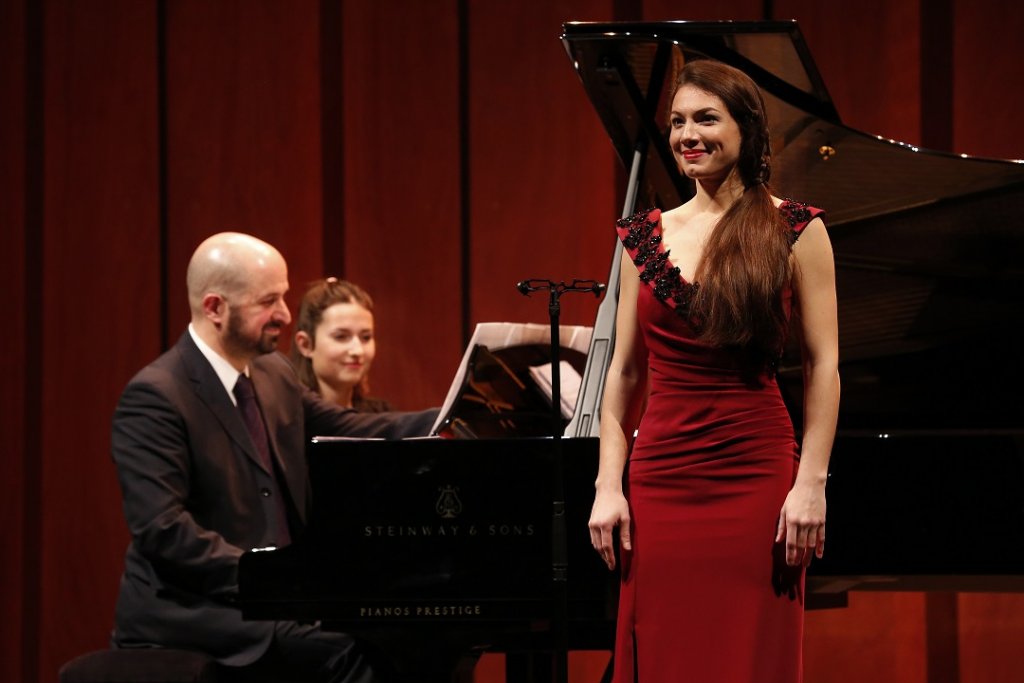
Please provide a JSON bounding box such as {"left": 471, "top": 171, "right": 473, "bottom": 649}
{"left": 188, "top": 323, "right": 246, "bottom": 406}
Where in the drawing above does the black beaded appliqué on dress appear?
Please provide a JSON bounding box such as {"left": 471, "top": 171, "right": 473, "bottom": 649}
{"left": 617, "top": 209, "right": 700, "bottom": 319}
{"left": 779, "top": 199, "right": 812, "bottom": 244}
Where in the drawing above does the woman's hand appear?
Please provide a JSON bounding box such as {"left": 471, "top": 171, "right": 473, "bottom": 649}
{"left": 589, "top": 490, "right": 632, "bottom": 570}
{"left": 775, "top": 479, "right": 826, "bottom": 567}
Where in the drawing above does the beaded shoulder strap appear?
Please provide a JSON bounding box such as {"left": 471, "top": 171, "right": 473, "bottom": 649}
{"left": 779, "top": 199, "right": 825, "bottom": 244}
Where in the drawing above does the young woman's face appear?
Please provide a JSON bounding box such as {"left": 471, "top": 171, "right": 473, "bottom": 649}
{"left": 307, "top": 302, "right": 376, "bottom": 395}
{"left": 668, "top": 84, "right": 743, "bottom": 183}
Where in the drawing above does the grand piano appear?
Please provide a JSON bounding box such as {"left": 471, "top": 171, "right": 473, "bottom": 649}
{"left": 239, "top": 20, "right": 1024, "bottom": 681}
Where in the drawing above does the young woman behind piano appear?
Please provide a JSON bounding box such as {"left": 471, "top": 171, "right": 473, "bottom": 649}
{"left": 291, "top": 277, "right": 392, "bottom": 412}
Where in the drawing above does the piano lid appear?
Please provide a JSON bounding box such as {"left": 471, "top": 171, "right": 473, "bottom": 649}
{"left": 562, "top": 20, "right": 1024, "bottom": 221}
{"left": 562, "top": 21, "right": 1024, "bottom": 431}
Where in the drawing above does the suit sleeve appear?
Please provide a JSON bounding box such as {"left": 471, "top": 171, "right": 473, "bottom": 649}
{"left": 112, "top": 378, "right": 243, "bottom": 598}
{"left": 301, "top": 385, "right": 440, "bottom": 439}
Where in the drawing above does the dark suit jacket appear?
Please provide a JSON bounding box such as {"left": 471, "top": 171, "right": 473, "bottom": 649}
{"left": 110, "top": 332, "right": 436, "bottom": 665}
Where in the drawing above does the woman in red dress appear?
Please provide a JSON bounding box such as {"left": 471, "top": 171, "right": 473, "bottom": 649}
{"left": 588, "top": 59, "right": 840, "bottom": 682}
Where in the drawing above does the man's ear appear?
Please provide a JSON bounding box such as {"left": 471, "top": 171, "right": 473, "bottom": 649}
{"left": 294, "top": 330, "right": 315, "bottom": 358}
{"left": 202, "top": 293, "right": 227, "bottom": 326}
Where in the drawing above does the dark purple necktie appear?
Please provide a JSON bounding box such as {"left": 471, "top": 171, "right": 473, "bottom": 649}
{"left": 233, "top": 373, "right": 291, "bottom": 546}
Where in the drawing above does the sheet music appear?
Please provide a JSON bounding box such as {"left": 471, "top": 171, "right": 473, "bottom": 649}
{"left": 528, "top": 361, "right": 582, "bottom": 420}
{"left": 430, "top": 322, "right": 593, "bottom": 434}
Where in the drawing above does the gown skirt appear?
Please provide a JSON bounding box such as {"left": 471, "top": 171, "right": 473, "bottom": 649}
{"left": 611, "top": 204, "right": 821, "bottom": 683}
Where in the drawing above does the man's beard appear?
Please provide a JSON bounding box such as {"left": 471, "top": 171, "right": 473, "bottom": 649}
{"left": 226, "top": 308, "right": 282, "bottom": 357}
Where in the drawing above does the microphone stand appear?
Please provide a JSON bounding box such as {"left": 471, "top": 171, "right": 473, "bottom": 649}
{"left": 515, "top": 278, "right": 605, "bottom": 683}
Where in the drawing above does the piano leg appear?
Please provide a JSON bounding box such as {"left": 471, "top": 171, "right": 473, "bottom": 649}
{"left": 451, "top": 651, "right": 479, "bottom": 683}
{"left": 506, "top": 652, "right": 552, "bottom": 682}
{"left": 505, "top": 653, "right": 615, "bottom": 683}
{"left": 354, "top": 635, "right": 479, "bottom": 683}
{"left": 380, "top": 648, "right": 479, "bottom": 683}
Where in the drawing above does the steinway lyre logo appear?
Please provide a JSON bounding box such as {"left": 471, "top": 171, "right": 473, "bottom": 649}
{"left": 436, "top": 485, "right": 463, "bottom": 519}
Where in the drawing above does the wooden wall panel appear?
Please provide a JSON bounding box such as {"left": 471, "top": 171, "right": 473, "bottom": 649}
{"left": 775, "top": 0, "right": 921, "bottom": 147}
{"left": 952, "top": 0, "right": 1024, "bottom": 159}
{"left": 164, "top": 0, "right": 324, "bottom": 338}
{"left": 339, "top": 0, "right": 462, "bottom": 409}
{"left": 38, "top": 1, "right": 160, "bottom": 679}
{"left": 958, "top": 593, "right": 1024, "bottom": 683}
{"left": 468, "top": 0, "right": 617, "bottom": 332}
{"left": 643, "top": 0, "right": 762, "bottom": 20}
{"left": 0, "top": 0, "right": 27, "bottom": 680}
{"left": 805, "top": 593, "right": 928, "bottom": 683}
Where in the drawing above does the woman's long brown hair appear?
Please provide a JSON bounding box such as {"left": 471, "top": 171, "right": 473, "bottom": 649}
{"left": 676, "top": 60, "right": 793, "bottom": 376}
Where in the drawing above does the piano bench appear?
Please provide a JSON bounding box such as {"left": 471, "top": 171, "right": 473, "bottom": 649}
{"left": 59, "top": 648, "right": 220, "bottom": 683}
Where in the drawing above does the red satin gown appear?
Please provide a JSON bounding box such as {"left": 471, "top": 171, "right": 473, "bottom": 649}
{"left": 612, "top": 201, "right": 824, "bottom": 683}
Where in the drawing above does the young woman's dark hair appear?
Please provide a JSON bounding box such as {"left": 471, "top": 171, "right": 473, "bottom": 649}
{"left": 674, "top": 59, "right": 794, "bottom": 375}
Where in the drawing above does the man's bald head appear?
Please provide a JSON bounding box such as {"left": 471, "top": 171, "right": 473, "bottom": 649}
{"left": 186, "top": 232, "right": 285, "bottom": 316}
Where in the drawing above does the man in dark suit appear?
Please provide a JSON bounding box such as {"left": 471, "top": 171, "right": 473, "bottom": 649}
{"left": 110, "top": 232, "right": 434, "bottom": 681}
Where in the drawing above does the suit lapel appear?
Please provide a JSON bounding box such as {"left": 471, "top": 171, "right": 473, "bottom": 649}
{"left": 177, "top": 333, "right": 271, "bottom": 474}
